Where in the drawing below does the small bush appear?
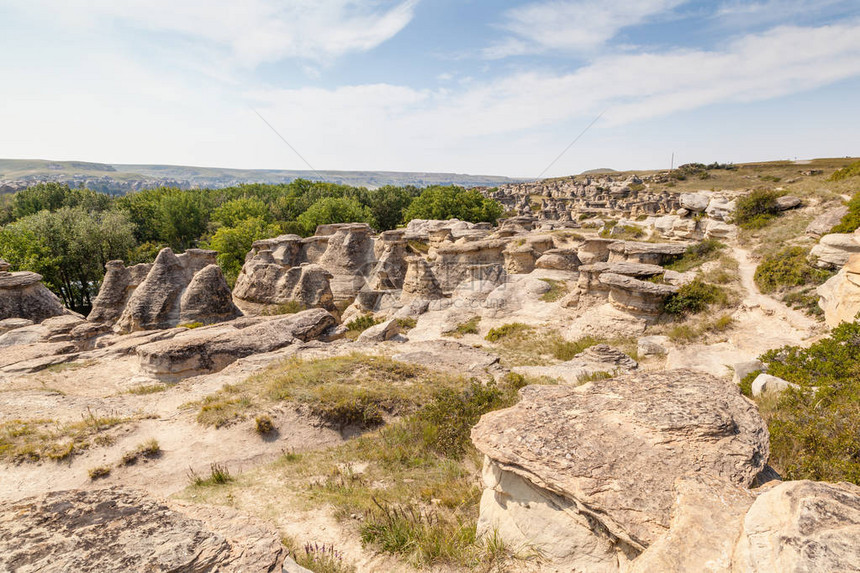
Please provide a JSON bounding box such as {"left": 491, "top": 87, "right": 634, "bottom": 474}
{"left": 734, "top": 189, "right": 782, "bottom": 229}
{"left": 178, "top": 321, "right": 204, "bottom": 329}
{"left": 664, "top": 279, "right": 727, "bottom": 315}
{"left": 738, "top": 370, "right": 762, "bottom": 398}
{"left": 550, "top": 335, "right": 604, "bottom": 361}
{"left": 292, "top": 542, "right": 356, "bottom": 573}
{"left": 443, "top": 317, "right": 480, "bottom": 338}
{"left": 831, "top": 192, "right": 860, "bottom": 233}
{"left": 396, "top": 317, "right": 417, "bottom": 331}
{"left": 262, "top": 301, "right": 306, "bottom": 316}
{"left": 754, "top": 247, "right": 831, "bottom": 294}
{"left": 485, "top": 323, "right": 530, "bottom": 342}
{"left": 88, "top": 465, "right": 111, "bottom": 480}
{"left": 121, "top": 438, "right": 161, "bottom": 466}
{"left": 255, "top": 415, "right": 275, "bottom": 435}
{"left": 665, "top": 239, "right": 726, "bottom": 272}
{"left": 346, "top": 315, "right": 380, "bottom": 333}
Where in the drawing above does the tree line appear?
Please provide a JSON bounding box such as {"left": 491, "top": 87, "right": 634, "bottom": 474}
{"left": 0, "top": 181, "right": 504, "bottom": 312}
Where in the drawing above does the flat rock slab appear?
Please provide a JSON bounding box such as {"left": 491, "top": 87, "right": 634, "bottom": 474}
{"left": 393, "top": 340, "right": 501, "bottom": 375}
{"left": 0, "top": 487, "right": 284, "bottom": 572}
{"left": 472, "top": 369, "right": 769, "bottom": 549}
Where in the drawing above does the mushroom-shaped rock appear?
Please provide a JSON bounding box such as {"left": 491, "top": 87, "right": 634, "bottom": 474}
{"left": 178, "top": 264, "right": 242, "bottom": 325}
{"left": 401, "top": 257, "right": 443, "bottom": 301}
{"left": 599, "top": 272, "right": 678, "bottom": 314}
{"left": 607, "top": 241, "right": 687, "bottom": 265}
{"left": 316, "top": 223, "right": 376, "bottom": 300}
{"left": 88, "top": 260, "right": 153, "bottom": 325}
{"left": 471, "top": 370, "right": 769, "bottom": 571}
{"left": 0, "top": 270, "right": 66, "bottom": 323}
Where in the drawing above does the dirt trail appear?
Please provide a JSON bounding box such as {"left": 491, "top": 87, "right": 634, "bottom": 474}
{"left": 666, "top": 243, "right": 822, "bottom": 377}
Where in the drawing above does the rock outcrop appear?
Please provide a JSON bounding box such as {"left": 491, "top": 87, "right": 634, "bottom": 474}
{"left": 113, "top": 248, "right": 239, "bottom": 333}
{"left": 599, "top": 272, "right": 678, "bottom": 314}
{"left": 87, "top": 260, "right": 152, "bottom": 324}
{"left": 810, "top": 232, "right": 860, "bottom": 269}
{"left": 514, "top": 343, "right": 637, "bottom": 383}
{"left": 471, "top": 370, "right": 769, "bottom": 571}
{"left": 0, "top": 269, "right": 66, "bottom": 323}
{"left": 316, "top": 223, "right": 376, "bottom": 300}
{"left": 137, "top": 308, "right": 339, "bottom": 378}
{"left": 818, "top": 253, "right": 860, "bottom": 327}
{"left": 0, "top": 487, "right": 285, "bottom": 572}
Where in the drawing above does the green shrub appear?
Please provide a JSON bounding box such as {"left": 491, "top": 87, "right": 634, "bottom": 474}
{"left": 755, "top": 322, "right": 860, "bottom": 484}
{"left": 831, "top": 192, "right": 860, "bottom": 233}
{"left": 734, "top": 189, "right": 782, "bottom": 229}
{"left": 262, "top": 300, "right": 306, "bottom": 316}
{"left": 188, "top": 462, "right": 233, "bottom": 486}
{"left": 485, "top": 323, "right": 530, "bottom": 342}
{"left": 396, "top": 317, "right": 417, "bottom": 331}
{"left": 754, "top": 247, "right": 831, "bottom": 293}
{"left": 346, "top": 315, "right": 380, "bottom": 333}
{"left": 828, "top": 160, "right": 860, "bottom": 182}
{"left": 665, "top": 239, "right": 726, "bottom": 272}
{"left": 292, "top": 543, "right": 356, "bottom": 573}
{"left": 738, "top": 370, "right": 761, "bottom": 398}
{"left": 88, "top": 465, "right": 111, "bottom": 480}
{"left": 255, "top": 415, "right": 275, "bottom": 435}
{"left": 443, "top": 317, "right": 481, "bottom": 338}
{"left": 663, "top": 279, "right": 727, "bottom": 315}
{"left": 539, "top": 279, "right": 569, "bottom": 302}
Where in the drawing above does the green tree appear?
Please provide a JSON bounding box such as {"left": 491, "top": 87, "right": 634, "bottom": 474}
{"left": 155, "top": 190, "right": 211, "bottom": 250}
{"left": 205, "top": 217, "right": 281, "bottom": 284}
{"left": 296, "top": 196, "right": 376, "bottom": 236}
{"left": 368, "top": 186, "right": 417, "bottom": 231}
{"left": 403, "top": 186, "right": 503, "bottom": 224}
{"left": 211, "top": 197, "right": 270, "bottom": 228}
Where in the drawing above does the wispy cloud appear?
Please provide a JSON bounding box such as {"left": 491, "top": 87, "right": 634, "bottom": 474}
{"left": 485, "top": 0, "right": 686, "bottom": 58}
{"left": 22, "top": 0, "right": 418, "bottom": 67}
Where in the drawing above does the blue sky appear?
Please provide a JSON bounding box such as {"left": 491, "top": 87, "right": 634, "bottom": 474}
{"left": 1, "top": 0, "right": 858, "bottom": 177}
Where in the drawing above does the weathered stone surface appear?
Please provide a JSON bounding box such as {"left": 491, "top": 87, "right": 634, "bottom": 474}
{"left": 114, "top": 248, "right": 189, "bottom": 333}
{"left": 775, "top": 195, "right": 802, "bottom": 210}
{"left": 806, "top": 205, "right": 849, "bottom": 237}
{"left": 137, "top": 308, "right": 338, "bottom": 377}
{"left": 316, "top": 223, "right": 376, "bottom": 300}
{"left": 732, "top": 360, "right": 764, "bottom": 384}
{"left": 535, "top": 248, "right": 580, "bottom": 271}
{"left": 472, "top": 370, "right": 769, "bottom": 570}
{"left": 599, "top": 272, "right": 678, "bottom": 314}
{"left": 179, "top": 264, "right": 242, "bottom": 325}
{"left": 577, "top": 238, "right": 617, "bottom": 265}
{"left": 638, "top": 335, "right": 669, "bottom": 357}
{"left": 503, "top": 244, "right": 537, "bottom": 274}
{"left": 0, "top": 341, "right": 77, "bottom": 372}
{"left": 39, "top": 314, "right": 87, "bottom": 342}
{"left": 401, "top": 257, "right": 443, "bottom": 300}
{"left": 629, "top": 476, "right": 755, "bottom": 573}
{"left": 356, "top": 318, "right": 400, "bottom": 343}
{"left": 393, "top": 340, "right": 500, "bottom": 375}
{"left": 810, "top": 233, "right": 860, "bottom": 269}
{"left": 751, "top": 373, "right": 797, "bottom": 397}
{"left": 671, "top": 217, "right": 700, "bottom": 240}
{"left": 704, "top": 219, "right": 738, "bottom": 240}
{"left": 733, "top": 480, "right": 860, "bottom": 573}
{"left": 818, "top": 254, "right": 860, "bottom": 327}
{"left": 0, "top": 487, "right": 284, "bottom": 572}
{"left": 0, "top": 317, "right": 33, "bottom": 336}
{"left": 0, "top": 271, "right": 66, "bottom": 323}
{"left": 680, "top": 192, "right": 711, "bottom": 212}
{"left": 608, "top": 241, "right": 687, "bottom": 265}
{"left": 705, "top": 197, "right": 737, "bottom": 221}
{"left": 235, "top": 260, "right": 336, "bottom": 314}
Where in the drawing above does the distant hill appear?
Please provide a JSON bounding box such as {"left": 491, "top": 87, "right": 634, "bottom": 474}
{"left": 0, "top": 159, "right": 525, "bottom": 195}
{"left": 580, "top": 168, "right": 618, "bottom": 175}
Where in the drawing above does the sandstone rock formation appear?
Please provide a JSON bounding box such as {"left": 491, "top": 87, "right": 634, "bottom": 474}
{"left": 751, "top": 373, "right": 797, "bottom": 396}
{"left": 818, "top": 253, "right": 860, "bottom": 327}
{"left": 87, "top": 260, "right": 152, "bottom": 324}
{"left": 400, "top": 257, "right": 443, "bottom": 301}
{"left": 806, "top": 205, "right": 849, "bottom": 236}
{"left": 0, "top": 487, "right": 286, "bottom": 572}
{"left": 514, "top": 343, "right": 637, "bottom": 383}
{"left": 607, "top": 241, "right": 687, "bottom": 265}
{"left": 810, "top": 232, "right": 860, "bottom": 269}
{"left": 137, "top": 308, "right": 338, "bottom": 377}
{"left": 316, "top": 223, "right": 376, "bottom": 300}
{"left": 0, "top": 268, "right": 66, "bottom": 323}
{"left": 113, "top": 248, "right": 239, "bottom": 333}
{"left": 600, "top": 272, "right": 678, "bottom": 314}
{"left": 471, "top": 370, "right": 769, "bottom": 572}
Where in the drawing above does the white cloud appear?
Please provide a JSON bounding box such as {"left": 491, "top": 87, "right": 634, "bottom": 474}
{"left": 485, "top": 0, "right": 686, "bottom": 58}
{"left": 21, "top": 0, "right": 418, "bottom": 66}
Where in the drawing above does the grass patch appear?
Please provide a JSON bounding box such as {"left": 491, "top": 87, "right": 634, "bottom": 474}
{"left": 407, "top": 240, "right": 430, "bottom": 254}
{"left": 255, "top": 414, "right": 275, "bottom": 435}
{"left": 484, "top": 323, "right": 530, "bottom": 342}
{"left": 664, "top": 313, "right": 736, "bottom": 343}
{"left": 664, "top": 239, "right": 726, "bottom": 272}
{"left": 262, "top": 301, "right": 306, "bottom": 316}
{"left": 188, "top": 462, "right": 234, "bottom": 486}
{"left": 290, "top": 542, "right": 356, "bottom": 573}
{"left": 126, "top": 383, "right": 168, "bottom": 395}
{"left": 0, "top": 411, "right": 130, "bottom": 463}
{"left": 120, "top": 438, "right": 161, "bottom": 466}
{"left": 345, "top": 315, "right": 380, "bottom": 339}
{"left": 754, "top": 247, "right": 832, "bottom": 294}
{"left": 178, "top": 321, "right": 204, "bottom": 329}
{"left": 395, "top": 317, "right": 417, "bottom": 332}
{"left": 195, "top": 354, "right": 468, "bottom": 431}
{"left": 539, "top": 278, "right": 569, "bottom": 302}
{"left": 43, "top": 360, "right": 98, "bottom": 374}
{"left": 88, "top": 465, "right": 112, "bottom": 480}
{"left": 443, "top": 316, "right": 481, "bottom": 338}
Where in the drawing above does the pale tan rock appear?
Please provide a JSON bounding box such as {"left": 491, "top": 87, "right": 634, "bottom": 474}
{"left": 599, "top": 272, "right": 678, "bottom": 314}
{"left": 401, "top": 257, "right": 443, "bottom": 301}
{"left": 608, "top": 241, "right": 687, "bottom": 265}
{"left": 178, "top": 264, "right": 242, "bottom": 325}
{"left": 0, "top": 487, "right": 284, "bottom": 572}
{"left": 810, "top": 233, "right": 860, "bottom": 269}
{"left": 733, "top": 480, "right": 860, "bottom": 573}
{"left": 0, "top": 270, "right": 65, "bottom": 323}
{"left": 316, "top": 223, "right": 376, "bottom": 300}
{"left": 817, "top": 253, "right": 860, "bottom": 327}
{"left": 471, "top": 370, "right": 769, "bottom": 571}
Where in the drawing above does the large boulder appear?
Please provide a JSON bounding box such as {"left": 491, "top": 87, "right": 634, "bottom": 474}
{"left": 137, "top": 308, "right": 338, "bottom": 378}
{"left": 817, "top": 254, "right": 860, "bottom": 327}
{"left": 471, "top": 370, "right": 769, "bottom": 571}
{"left": 680, "top": 192, "right": 711, "bottom": 213}
{"left": 599, "top": 272, "right": 678, "bottom": 314}
{"left": 233, "top": 252, "right": 336, "bottom": 314}
{"left": 733, "top": 480, "right": 860, "bottom": 572}
{"left": 607, "top": 241, "right": 687, "bottom": 266}
{"left": 178, "top": 264, "right": 242, "bottom": 325}
{"left": 315, "top": 223, "right": 376, "bottom": 300}
{"left": 0, "top": 270, "right": 66, "bottom": 323}
{"left": 806, "top": 205, "right": 849, "bottom": 237}
{"left": 400, "top": 257, "right": 443, "bottom": 301}
{"left": 705, "top": 196, "right": 736, "bottom": 221}
{"left": 0, "top": 487, "right": 285, "bottom": 572}
{"left": 514, "top": 344, "right": 637, "bottom": 384}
